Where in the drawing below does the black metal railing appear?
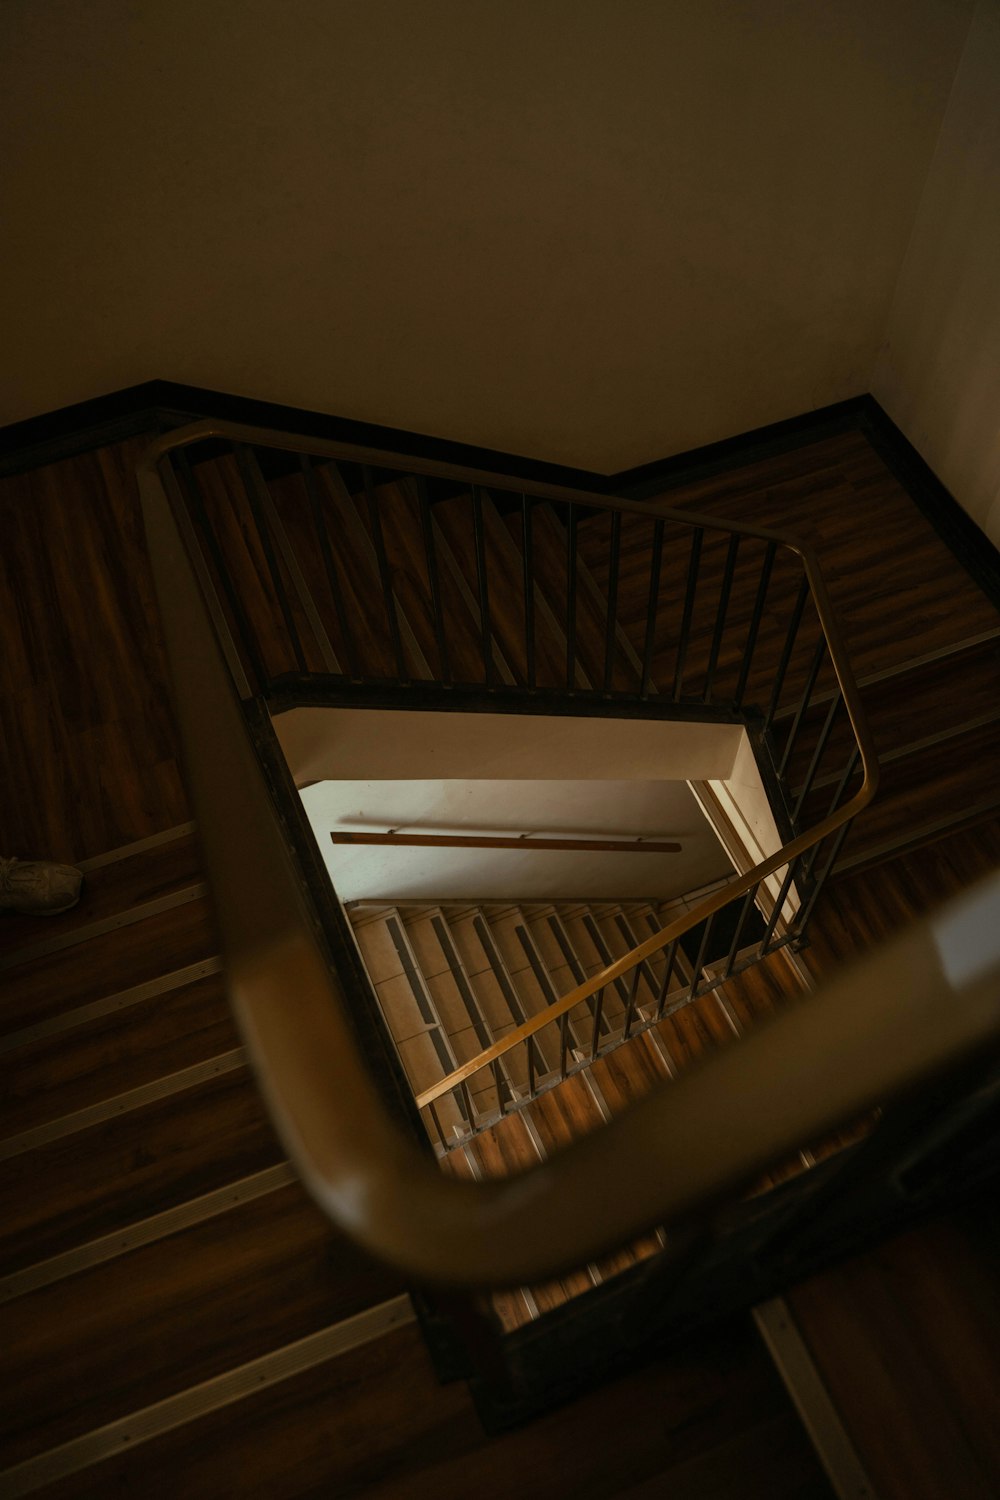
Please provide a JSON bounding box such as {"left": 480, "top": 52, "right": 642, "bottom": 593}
{"left": 156, "top": 420, "right": 877, "bottom": 1149}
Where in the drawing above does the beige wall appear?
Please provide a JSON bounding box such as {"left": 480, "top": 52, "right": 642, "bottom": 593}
{"left": 873, "top": 0, "right": 1000, "bottom": 546}
{"left": 1, "top": 1, "right": 972, "bottom": 472}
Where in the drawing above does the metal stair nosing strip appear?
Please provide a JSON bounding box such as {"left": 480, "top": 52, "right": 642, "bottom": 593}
{"left": 0, "top": 1048, "right": 247, "bottom": 1161}
{"left": 0, "top": 1295, "right": 416, "bottom": 1499}
{"left": 74, "top": 822, "right": 197, "bottom": 874}
{"left": 0, "top": 956, "right": 223, "bottom": 1054}
{"left": 0, "top": 1162, "right": 297, "bottom": 1303}
{"left": 0, "top": 884, "right": 208, "bottom": 972}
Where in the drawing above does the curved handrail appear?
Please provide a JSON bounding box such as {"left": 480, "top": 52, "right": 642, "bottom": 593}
{"left": 133, "top": 421, "right": 996, "bottom": 1289}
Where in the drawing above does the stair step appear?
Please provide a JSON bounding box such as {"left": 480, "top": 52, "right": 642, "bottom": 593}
{"left": 0, "top": 1181, "right": 401, "bottom": 1469}
{"left": 0, "top": 970, "right": 237, "bottom": 1138}
{"left": 0, "top": 893, "right": 218, "bottom": 1036}
{"left": 0, "top": 830, "right": 203, "bottom": 956}
{"left": 0, "top": 1069, "right": 283, "bottom": 1276}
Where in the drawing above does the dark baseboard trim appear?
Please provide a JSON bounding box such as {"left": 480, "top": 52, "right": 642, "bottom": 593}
{"left": 855, "top": 395, "right": 1000, "bottom": 611}
{"left": 2, "top": 379, "right": 997, "bottom": 612}
{"left": 0, "top": 379, "right": 867, "bottom": 494}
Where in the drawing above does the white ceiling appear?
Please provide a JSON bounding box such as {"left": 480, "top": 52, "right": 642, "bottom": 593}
{"left": 1, "top": 0, "right": 974, "bottom": 469}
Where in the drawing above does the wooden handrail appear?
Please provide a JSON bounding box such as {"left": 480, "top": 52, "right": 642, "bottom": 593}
{"left": 129, "top": 422, "right": 999, "bottom": 1289}
{"left": 330, "top": 831, "right": 683, "bottom": 853}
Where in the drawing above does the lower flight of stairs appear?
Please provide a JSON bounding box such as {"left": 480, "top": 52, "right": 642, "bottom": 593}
{"left": 347, "top": 894, "right": 858, "bottom": 1333}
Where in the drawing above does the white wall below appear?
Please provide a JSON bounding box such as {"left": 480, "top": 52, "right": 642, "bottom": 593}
{"left": 302, "top": 777, "right": 730, "bottom": 902}
{"left": 275, "top": 706, "right": 742, "bottom": 786}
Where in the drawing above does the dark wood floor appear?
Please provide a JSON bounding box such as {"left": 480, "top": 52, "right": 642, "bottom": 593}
{"left": 1, "top": 418, "right": 998, "bottom": 1495}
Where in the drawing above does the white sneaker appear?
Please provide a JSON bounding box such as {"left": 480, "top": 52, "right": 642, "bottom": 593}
{"left": 0, "top": 856, "right": 83, "bottom": 916}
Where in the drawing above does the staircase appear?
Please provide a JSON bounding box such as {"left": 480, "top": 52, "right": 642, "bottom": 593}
{"left": 347, "top": 894, "right": 863, "bottom": 1333}
{"left": 3, "top": 411, "right": 999, "bottom": 1495}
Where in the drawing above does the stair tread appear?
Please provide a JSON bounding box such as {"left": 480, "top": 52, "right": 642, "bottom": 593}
{"left": 0, "top": 1181, "right": 401, "bottom": 1467}
{"left": 0, "top": 896, "right": 219, "bottom": 1035}
{"left": 0, "top": 1069, "right": 282, "bottom": 1275}
{"left": 0, "top": 832, "right": 203, "bottom": 955}
{"left": 0, "top": 971, "right": 237, "bottom": 1137}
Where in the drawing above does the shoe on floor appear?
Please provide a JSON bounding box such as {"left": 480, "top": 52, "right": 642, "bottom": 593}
{"left": 0, "top": 856, "right": 83, "bottom": 916}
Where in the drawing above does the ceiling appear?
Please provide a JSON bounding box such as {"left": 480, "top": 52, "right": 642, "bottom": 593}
{"left": 1, "top": 0, "right": 975, "bottom": 469}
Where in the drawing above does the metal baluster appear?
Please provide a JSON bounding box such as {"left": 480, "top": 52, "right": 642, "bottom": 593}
{"left": 734, "top": 540, "right": 777, "bottom": 708}
{"left": 673, "top": 528, "right": 703, "bottom": 699}
{"left": 363, "top": 464, "right": 408, "bottom": 682}
{"left": 759, "top": 856, "right": 802, "bottom": 955}
{"left": 526, "top": 1035, "right": 536, "bottom": 1099}
{"left": 792, "top": 690, "right": 843, "bottom": 824}
{"left": 764, "top": 575, "right": 810, "bottom": 731}
{"left": 427, "top": 1102, "right": 445, "bottom": 1150}
{"left": 491, "top": 1059, "right": 507, "bottom": 1114}
{"left": 471, "top": 485, "right": 494, "bottom": 687}
{"left": 622, "top": 968, "right": 641, "bottom": 1040}
{"left": 416, "top": 476, "right": 451, "bottom": 686}
{"left": 704, "top": 533, "right": 740, "bottom": 703}
{"left": 590, "top": 987, "right": 606, "bottom": 1061}
{"left": 566, "top": 503, "right": 578, "bottom": 690}
{"left": 175, "top": 451, "right": 268, "bottom": 692}
{"left": 300, "top": 456, "right": 361, "bottom": 682}
{"left": 797, "top": 820, "right": 852, "bottom": 932}
{"left": 603, "top": 509, "right": 622, "bottom": 693}
{"left": 522, "top": 495, "right": 536, "bottom": 689}
{"left": 235, "top": 445, "right": 308, "bottom": 672}
{"left": 559, "top": 1012, "right": 569, "bottom": 1080}
{"left": 655, "top": 939, "right": 678, "bottom": 1018}
{"left": 723, "top": 884, "right": 761, "bottom": 978}
{"left": 459, "top": 1079, "right": 475, "bottom": 1129}
{"left": 640, "top": 518, "right": 664, "bottom": 699}
{"left": 802, "top": 746, "right": 860, "bottom": 882}
{"left": 778, "top": 635, "right": 827, "bottom": 778}
{"left": 688, "top": 912, "right": 716, "bottom": 999}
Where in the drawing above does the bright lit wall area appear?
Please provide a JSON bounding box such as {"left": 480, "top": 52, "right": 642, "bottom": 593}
{"left": 301, "top": 776, "right": 731, "bottom": 902}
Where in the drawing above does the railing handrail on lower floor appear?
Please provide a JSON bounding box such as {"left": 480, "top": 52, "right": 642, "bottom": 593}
{"left": 137, "top": 429, "right": 1000, "bottom": 1287}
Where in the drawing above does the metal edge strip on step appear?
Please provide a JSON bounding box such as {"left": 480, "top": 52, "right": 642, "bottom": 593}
{"left": 0, "top": 1048, "right": 247, "bottom": 1160}
{"left": 753, "top": 1297, "right": 880, "bottom": 1500}
{"left": 0, "top": 1162, "right": 296, "bottom": 1303}
{"left": 798, "top": 705, "right": 1000, "bottom": 798}
{"left": 0, "top": 1294, "right": 416, "bottom": 1499}
{"left": 75, "top": 822, "right": 197, "bottom": 873}
{"left": 0, "top": 957, "right": 223, "bottom": 1055}
{"left": 771, "top": 625, "right": 1000, "bottom": 721}
{"left": 834, "top": 792, "right": 1000, "bottom": 875}
{"left": 0, "top": 884, "right": 208, "bottom": 971}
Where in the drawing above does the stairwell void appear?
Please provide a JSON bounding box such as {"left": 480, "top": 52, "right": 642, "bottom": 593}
{"left": 140, "top": 422, "right": 879, "bottom": 1337}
